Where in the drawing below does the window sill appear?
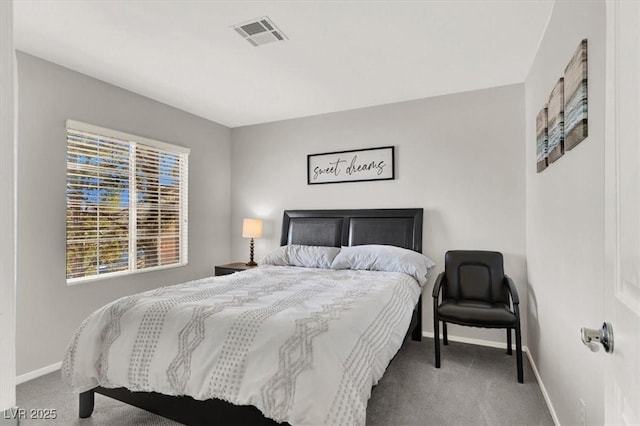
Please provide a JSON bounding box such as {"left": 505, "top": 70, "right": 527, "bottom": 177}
{"left": 66, "top": 262, "right": 188, "bottom": 286}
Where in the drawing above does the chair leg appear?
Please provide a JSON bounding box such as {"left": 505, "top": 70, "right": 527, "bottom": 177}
{"left": 515, "top": 317, "right": 523, "bottom": 383}
{"left": 434, "top": 314, "right": 441, "bottom": 368}
{"left": 79, "top": 390, "right": 95, "bottom": 418}
{"left": 443, "top": 322, "right": 448, "bottom": 345}
{"left": 507, "top": 327, "right": 512, "bottom": 355}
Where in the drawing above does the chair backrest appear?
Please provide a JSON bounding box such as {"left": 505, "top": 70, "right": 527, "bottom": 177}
{"left": 444, "top": 250, "right": 507, "bottom": 304}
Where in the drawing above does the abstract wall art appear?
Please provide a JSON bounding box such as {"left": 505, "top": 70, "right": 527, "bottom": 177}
{"left": 536, "top": 104, "right": 549, "bottom": 173}
{"left": 564, "top": 39, "right": 588, "bottom": 151}
{"left": 547, "top": 78, "right": 564, "bottom": 164}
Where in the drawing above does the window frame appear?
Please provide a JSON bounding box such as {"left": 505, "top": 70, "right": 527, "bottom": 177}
{"left": 65, "top": 120, "right": 189, "bottom": 285}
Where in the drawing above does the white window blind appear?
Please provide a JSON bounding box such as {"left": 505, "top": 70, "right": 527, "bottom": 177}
{"left": 66, "top": 120, "right": 189, "bottom": 283}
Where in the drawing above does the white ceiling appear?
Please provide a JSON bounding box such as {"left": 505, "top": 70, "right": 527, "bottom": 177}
{"left": 14, "top": 0, "right": 553, "bottom": 128}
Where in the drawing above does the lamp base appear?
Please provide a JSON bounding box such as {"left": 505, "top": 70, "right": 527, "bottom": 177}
{"left": 247, "top": 237, "right": 258, "bottom": 267}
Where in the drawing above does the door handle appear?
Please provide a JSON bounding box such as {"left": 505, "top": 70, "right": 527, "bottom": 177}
{"left": 581, "top": 322, "right": 614, "bottom": 353}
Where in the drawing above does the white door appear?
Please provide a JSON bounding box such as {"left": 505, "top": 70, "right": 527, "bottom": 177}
{"left": 603, "top": 1, "right": 640, "bottom": 424}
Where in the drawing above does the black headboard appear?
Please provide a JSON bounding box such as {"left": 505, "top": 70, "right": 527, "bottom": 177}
{"left": 280, "top": 209, "right": 423, "bottom": 252}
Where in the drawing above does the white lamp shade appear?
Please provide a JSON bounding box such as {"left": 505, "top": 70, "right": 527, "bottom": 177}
{"left": 242, "top": 218, "right": 263, "bottom": 238}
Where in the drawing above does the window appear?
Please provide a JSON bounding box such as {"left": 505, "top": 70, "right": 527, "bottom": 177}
{"left": 66, "top": 120, "right": 189, "bottom": 283}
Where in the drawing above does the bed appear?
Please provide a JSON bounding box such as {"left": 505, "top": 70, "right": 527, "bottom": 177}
{"left": 63, "top": 208, "right": 427, "bottom": 425}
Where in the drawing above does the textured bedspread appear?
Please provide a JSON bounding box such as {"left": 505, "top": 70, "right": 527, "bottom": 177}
{"left": 62, "top": 265, "right": 421, "bottom": 425}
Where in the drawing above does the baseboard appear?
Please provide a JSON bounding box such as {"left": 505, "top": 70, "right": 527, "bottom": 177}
{"left": 422, "top": 330, "right": 528, "bottom": 352}
{"left": 422, "top": 331, "right": 559, "bottom": 426}
{"left": 525, "top": 350, "right": 560, "bottom": 426}
{"left": 16, "top": 361, "right": 61, "bottom": 385}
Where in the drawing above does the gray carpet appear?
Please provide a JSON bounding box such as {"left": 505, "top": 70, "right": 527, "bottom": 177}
{"left": 15, "top": 338, "right": 553, "bottom": 425}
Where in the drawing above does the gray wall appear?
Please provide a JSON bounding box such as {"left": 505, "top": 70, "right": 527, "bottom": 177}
{"left": 1, "top": 0, "right": 17, "bottom": 411}
{"left": 525, "top": 1, "right": 606, "bottom": 424}
{"left": 15, "top": 52, "right": 231, "bottom": 375}
{"left": 230, "top": 84, "right": 527, "bottom": 345}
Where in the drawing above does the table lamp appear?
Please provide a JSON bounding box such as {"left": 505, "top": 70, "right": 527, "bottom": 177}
{"left": 242, "top": 218, "right": 263, "bottom": 266}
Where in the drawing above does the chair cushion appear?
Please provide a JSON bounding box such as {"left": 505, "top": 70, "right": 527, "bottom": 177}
{"left": 444, "top": 251, "right": 508, "bottom": 304}
{"left": 437, "top": 299, "right": 516, "bottom": 327}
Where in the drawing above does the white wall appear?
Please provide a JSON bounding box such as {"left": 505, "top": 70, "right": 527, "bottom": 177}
{"left": 15, "top": 52, "right": 232, "bottom": 376}
{"left": 0, "top": 0, "right": 17, "bottom": 412}
{"left": 231, "top": 84, "right": 527, "bottom": 345}
{"left": 525, "top": 1, "right": 606, "bottom": 424}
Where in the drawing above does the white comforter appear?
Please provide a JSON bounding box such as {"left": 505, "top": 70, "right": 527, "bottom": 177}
{"left": 62, "top": 265, "right": 421, "bottom": 425}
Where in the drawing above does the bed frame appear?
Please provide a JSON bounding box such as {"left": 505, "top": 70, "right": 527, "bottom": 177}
{"left": 79, "top": 208, "right": 424, "bottom": 425}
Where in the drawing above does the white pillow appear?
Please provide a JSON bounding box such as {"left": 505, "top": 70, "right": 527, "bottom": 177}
{"left": 259, "top": 246, "right": 288, "bottom": 266}
{"left": 260, "top": 245, "right": 341, "bottom": 269}
{"left": 330, "top": 244, "right": 436, "bottom": 286}
{"left": 287, "top": 245, "right": 341, "bottom": 269}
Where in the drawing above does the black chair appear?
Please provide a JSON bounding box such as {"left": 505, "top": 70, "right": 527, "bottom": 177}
{"left": 432, "top": 250, "right": 523, "bottom": 383}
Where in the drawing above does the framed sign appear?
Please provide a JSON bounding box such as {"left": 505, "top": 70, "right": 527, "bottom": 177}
{"left": 307, "top": 146, "right": 395, "bottom": 185}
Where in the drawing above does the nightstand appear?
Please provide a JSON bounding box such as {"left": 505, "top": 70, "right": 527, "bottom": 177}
{"left": 214, "top": 262, "right": 257, "bottom": 276}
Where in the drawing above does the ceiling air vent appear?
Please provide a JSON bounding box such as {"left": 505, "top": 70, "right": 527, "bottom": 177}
{"left": 233, "top": 16, "right": 287, "bottom": 47}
